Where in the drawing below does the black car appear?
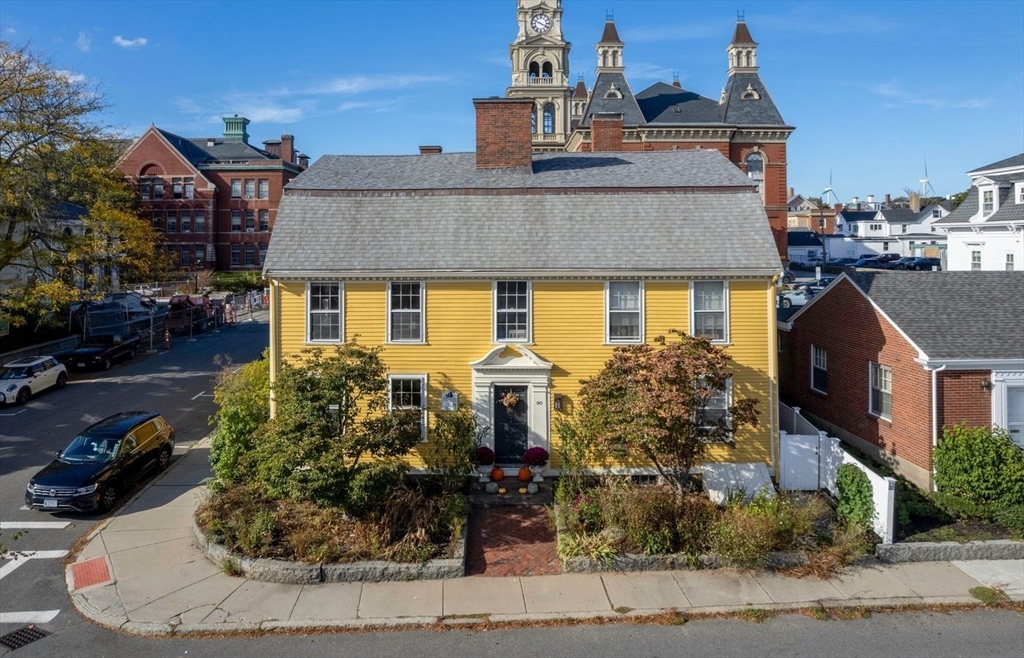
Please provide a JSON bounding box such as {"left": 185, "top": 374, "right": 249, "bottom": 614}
{"left": 854, "top": 257, "right": 885, "bottom": 268}
{"left": 906, "top": 257, "right": 942, "bottom": 271}
{"left": 884, "top": 257, "right": 917, "bottom": 270}
{"left": 26, "top": 411, "right": 175, "bottom": 513}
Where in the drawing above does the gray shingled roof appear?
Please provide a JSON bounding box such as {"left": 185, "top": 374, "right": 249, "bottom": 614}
{"left": 878, "top": 208, "right": 919, "bottom": 223}
{"left": 967, "top": 153, "right": 1024, "bottom": 174}
{"left": 838, "top": 211, "right": 879, "bottom": 223}
{"left": 844, "top": 272, "right": 1024, "bottom": 360}
{"left": 287, "top": 149, "right": 754, "bottom": 191}
{"left": 580, "top": 72, "right": 646, "bottom": 128}
{"left": 720, "top": 72, "right": 788, "bottom": 126}
{"left": 939, "top": 187, "right": 1024, "bottom": 225}
{"left": 265, "top": 150, "right": 780, "bottom": 277}
{"left": 157, "top": 128, "right": 279, "bottom": 166}
{"left": 636, "top": 82, "right": 725, "bottom": 125}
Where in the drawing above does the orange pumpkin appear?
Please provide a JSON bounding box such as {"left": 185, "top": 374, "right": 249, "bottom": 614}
{"left": 518, "top": 467, "right": 532, "bottom": 482}
{"left": 491, "top": 467, "right": 505, "bottom": 481}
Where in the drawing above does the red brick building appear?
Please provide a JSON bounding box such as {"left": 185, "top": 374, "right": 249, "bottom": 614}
{"left": 115, "top": 116, "right": 307, "bottom": 272}
{"left": 562, "top": 18, "right": 793, "bottom": 259}
{"left": 779, "top": 271, "right": 1024, "bottom": 489}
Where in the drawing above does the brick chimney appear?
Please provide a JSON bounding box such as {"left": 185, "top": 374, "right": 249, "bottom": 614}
{"left": 885, "top": 193, "right": 891, "bottom": 206}
{"left": 419, "top": 145, "right": 443, "bottom": 155}
{"left": 281, "top": 134, "right": 295, "bottom": 164}
{"left": 910, "top": 192, "right": 921, "bottom": 212}
{"left": 672, "top": 72, "right": 682, "bottom": 88}
{"left": 591, "top": 113, "right": 624, "bottom": 152}
{"left": 833, "top": 203, "right": 842, "bottom": 216}
{"left": 473, "top": 98, "right": 533, "bottom": 170}
{"left": 298, "top": 153, "right": 309, "bottom": 169}
{"left": 263, "top": 139, "right": 282, "bottom": 158}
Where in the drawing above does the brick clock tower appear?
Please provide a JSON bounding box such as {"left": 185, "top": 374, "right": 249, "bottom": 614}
{"left": 507, "top": 0, "right": 573, "bottom": 151}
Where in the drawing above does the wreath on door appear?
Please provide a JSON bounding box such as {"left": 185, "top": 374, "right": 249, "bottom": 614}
{"left": 499, "top": 389, "right": 522, "bottom": 414}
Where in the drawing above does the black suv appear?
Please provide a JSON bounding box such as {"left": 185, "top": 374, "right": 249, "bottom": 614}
{"left": 26, "top": 412, "right": 175, "bottom": 513}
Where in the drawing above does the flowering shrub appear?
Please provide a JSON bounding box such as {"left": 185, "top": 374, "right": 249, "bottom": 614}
{"left": 474, "top": 446, "right": 495, "bottom": 466}
{"left": 523, "top": 446, "right": 550, "bottom": 467}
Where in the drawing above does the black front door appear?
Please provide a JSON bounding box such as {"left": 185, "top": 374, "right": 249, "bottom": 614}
{"left": 494, "top": 386, "right": 529, "bottom": 464}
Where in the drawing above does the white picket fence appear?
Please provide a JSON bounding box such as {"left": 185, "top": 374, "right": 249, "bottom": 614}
{"left": 778, "top": 404, "right": 896, "bottom": 544}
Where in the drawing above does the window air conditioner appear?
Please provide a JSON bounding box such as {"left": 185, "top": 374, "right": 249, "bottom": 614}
{"left": 246, "top": 228, "right": 254, "bottom": 232}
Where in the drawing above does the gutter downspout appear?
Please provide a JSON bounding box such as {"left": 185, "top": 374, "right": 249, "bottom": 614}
{"left": 768, "top": 276, "right": 779, "bottom": 477}
{"left": 269, "top": 279, "right": 280, "bottom": 419}
{"left": 929, "top": 364, "right": 946, "bottom": 491}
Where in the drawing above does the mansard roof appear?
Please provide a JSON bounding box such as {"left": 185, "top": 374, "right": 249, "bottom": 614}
{"left": 579, "top": 71, "right": 646, "bottom": 128}
{"left": 720, "top": 72, "right": 788, "bottom": 126}
{"left": 636, "top": 82, "right": 725, "bottom": 125}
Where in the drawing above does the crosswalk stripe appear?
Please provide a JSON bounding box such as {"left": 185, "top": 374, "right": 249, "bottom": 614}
{"left": 0, "top": 550, "right": 69, "bottom": 579}
{"left": 0, "top": 521, "right": 71, "bottom": 529}
{"left": 0, "top": 610, "right": 60, "bottom": 624}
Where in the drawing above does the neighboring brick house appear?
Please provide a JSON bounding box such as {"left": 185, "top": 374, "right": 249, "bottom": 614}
{"left": 115, "top": 116, "right": 307, "bottom": 273}
{"left": 779, "top": 271, "right": 1024, "bottom": 489}
{"left": 263, "top": 98, "right": 783, "bottom": 476}
{"left": 507, "top": 0, "right": 792, "bottom": 259}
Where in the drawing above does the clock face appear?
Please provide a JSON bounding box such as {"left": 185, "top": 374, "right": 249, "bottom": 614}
{"left": 530, "top": 12, "right": 552, "bottom": 34}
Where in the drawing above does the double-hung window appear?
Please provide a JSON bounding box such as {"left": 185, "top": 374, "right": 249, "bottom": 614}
{"left": 244, "top": 244, "right": 255, "bottom": 266}
{"left": 869, "top": 362, "right": 892, "bottom": 419}
{"left": 180, "top": 210, "right": 191, "bottom": 233}
{"left": 231, "top": 210, "right": 241, "bottom": 232}
{"left": 258, "top": 179, "right": 269, "bottom": 199}
{"left": 607, "top": 281, "right": 643, "bottom": 343}
{"left": 194, "top": 209, "right": 205, "bottom": 231}
{"left": 388, "top": 282, "right": 424, "bottom": 343}
{"left": 698, "top": 377, "right": 733, "bottom": 436}
{"left": 165, "top": 211, "right": 177, "bottom": 233}
{"left": 231, "top": 179, "right": 241, "bottom": 199}
{"left": 259, "top": 210, "right": 269, "bottom": 231}
{"left": 1008, "top": 254, "right": 1016, "bottom": 272}
{"left": 230, "top": 244, "right": 241, "bottom": 266}
{"left": 389, "top": 375, "right": 427, "bottom": 442}
{"left": 153, "top": 179, "right": 164, "bottom": 199}
{"left": 982, "top": 190, "right": 994, "bottom": 214}
{"left": 172, "top": 178, "right": 183, "bottom": 199}
{"left": 244, "top": 179, "right": 255, "bottom": 199}
{"left": 972, "top": 250, "right": 982, "bottom": 271}
{"left": 811, "top": 345, "right": 828, "bottom": 394}
{"left": 692, "top": 281, "right": 727, "bottom": 342}
{"left": 184, "top": 178, "right": 194, "bottom": 199}
{"left": 495, "top": 281, "right": 530, "bottom": 342}
{"left": 307, "top": 282, "right": 342, "bottom": 342}
{"left": 140, "top": 180, "right": 151, "bottom": 200}
{"left": 245, "top": 210, "right": 255, "bottom": 231}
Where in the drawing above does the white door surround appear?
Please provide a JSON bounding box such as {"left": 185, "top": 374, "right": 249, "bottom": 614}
{"left": 470, "top": 345, "right": 552, "bottom": 468}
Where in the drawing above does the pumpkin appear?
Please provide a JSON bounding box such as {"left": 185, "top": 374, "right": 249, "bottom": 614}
{"left": 518, "top": 487, "right": 528, "bottom": 494}
{"left": 498, "top": 487, "right": 507, "bottom": 495}
{"left": 518, "top": 467, "right": 532, "bottom": 482}
{"left": 485, "top": 482, "right": 499, "bottom": 494}
{"left": 491, "top": 467, "right": 505, "bottom": 481}
{"left": 527, "top": 483, "right": 539, "bottom": 494}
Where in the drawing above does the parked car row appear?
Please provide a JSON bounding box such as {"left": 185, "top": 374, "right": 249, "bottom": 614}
{"left": 823, "top": 255, "right": 941, "bottom": 271}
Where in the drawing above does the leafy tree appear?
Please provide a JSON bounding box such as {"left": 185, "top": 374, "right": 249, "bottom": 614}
{"left": 949, "top": 189, "right": 969, "bottom": 209}
{"left": 425, "top": 407, "right": 486, "bottom": 494}
{"left": 575, "top": 330, "right": 760, "bottom": 493}
{"left": 209, "top": 352, "right": 271, "bottom": 484}
{"left": 246, "top": 344, "right": 422, "bottom": 510}
{"left": 1, "top": 41, "right": 159, "bottom": 327}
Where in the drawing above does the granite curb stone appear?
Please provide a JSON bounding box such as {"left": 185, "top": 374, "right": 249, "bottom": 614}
{"left": 876, "top": 540, "right": 1024, "bottom": 563}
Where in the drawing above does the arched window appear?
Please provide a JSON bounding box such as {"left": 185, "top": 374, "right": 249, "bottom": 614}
{"left": 529, "top": 62, "right": 540, "bottom": 78}
{"left": 612, "top": 51, "right": 618, "bottom": 67}
{"left": 601, "top": 50, "right": 608, "bottom": 67}
{"left": 531, "top": 105, "right": 538, "bottom": 134}
{"left": 543, "top": 103, "right": 555, "bottom": 134}
{"left": 746, "top": 152, "right": 765, "bottom": 202}
{"left": 542, "top": 61, "right": 552, "bottom": 78}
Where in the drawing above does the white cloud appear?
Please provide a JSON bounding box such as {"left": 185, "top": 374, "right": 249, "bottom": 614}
{"left": 625, "top": 61, "right": 675, "bottom": 82}
{"left": 112, "top": 35, "right": 148, "bottom": 48}
{"left": 309, "top": 74, "right": 446, "bottom": 95}
{"left": 76, "top": 31, "right": 91, "bottom": 52}
{"left": 873, "top": 81, "right": 989, "bottom": 111}
{"left": 56, "top": 70, "right": 86, "bottom": 84}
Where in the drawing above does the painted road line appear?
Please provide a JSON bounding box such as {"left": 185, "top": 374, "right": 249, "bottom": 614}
{"left": 0, "top": 550, "right": 70, "bottom": 580}
{"left": 0, "top": 409, "right": 26, "bottom": 417}
{"left": 0, "top": 610, "right": 61, "bottom": 624}
{"left": 18, "top": 506, "right": 29, "bottom": 511}
{"left": 0, "top": 521, "right": 71, "bottom": 530}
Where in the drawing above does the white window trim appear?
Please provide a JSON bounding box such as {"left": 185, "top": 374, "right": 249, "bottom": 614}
{"left": 306, "top": 281, "right": 343, "bottom": 344}
{"left": 868, "top": 362, "right": 892, "bottom": 420}
{"left": 698, "top": 377, "right": 733, "bottom": 436}
{"left": 386, "top": 281, "right": 426, "bottom": 344}
{"left": 811, "top": 344, "right": 828, "bottom": 395}
{"left": 689, "top": 280, "right": 730, "bottom": 344}
{"left": 493, "top": 280, "right": 532, "bottom": 344}
{"left": 388, "top": 374, "right": 428, "bottom": 442}
{"left": 605, "top": 281, "right": 645, "bottom": 344}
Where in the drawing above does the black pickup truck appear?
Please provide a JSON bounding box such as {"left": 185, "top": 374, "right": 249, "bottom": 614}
{"left": 67, "top": 333, "right": 141, "bottom": 371}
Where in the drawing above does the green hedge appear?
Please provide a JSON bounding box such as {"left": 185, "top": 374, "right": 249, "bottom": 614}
{"left": 934, "top": 424, "right": 1024, "bottom": 507}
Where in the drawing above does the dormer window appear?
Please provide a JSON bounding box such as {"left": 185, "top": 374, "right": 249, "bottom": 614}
{"left": 604, "top": 83, "right": 623, "bottom": 100}
{"left": 1017, "top": 183, "right": 1024, "bottom": 204}
{"left": 982, "top": 189, "right": 994, "bottom": 214}
{"left": 740, "top": 84, "right": 760, "bottom": 100}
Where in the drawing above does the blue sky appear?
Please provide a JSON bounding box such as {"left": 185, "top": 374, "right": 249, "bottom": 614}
{"left": 3, "top": 0, "right": 1022, "bottom": 200}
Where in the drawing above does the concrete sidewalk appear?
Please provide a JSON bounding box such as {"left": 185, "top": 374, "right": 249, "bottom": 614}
{"left": 66, "top": 440, "right": 1024, "bottom": 636}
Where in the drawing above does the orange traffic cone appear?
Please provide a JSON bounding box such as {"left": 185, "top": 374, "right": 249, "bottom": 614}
{"left": 163, "top": 328, "right": 171, "bottom": 349}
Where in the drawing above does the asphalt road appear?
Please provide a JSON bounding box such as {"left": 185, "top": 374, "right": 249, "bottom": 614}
{"left": 0, "top": 314, "right": 268, "bottom": 648}
{"left": 4, "top": 609, "right": 1024, "bottom": 657}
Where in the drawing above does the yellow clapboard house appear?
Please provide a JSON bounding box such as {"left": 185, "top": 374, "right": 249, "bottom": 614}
{"left": 263, "top": 99, "right": 781, "bottom": 477}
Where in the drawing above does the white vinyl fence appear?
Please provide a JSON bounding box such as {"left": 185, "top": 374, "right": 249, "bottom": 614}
{"left": 778, "top": 404, "right": 896, "bottom": 544}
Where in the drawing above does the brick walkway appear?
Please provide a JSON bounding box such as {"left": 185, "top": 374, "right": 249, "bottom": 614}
{"left": 466, "top": 506, "right": 561, "bottom": 577}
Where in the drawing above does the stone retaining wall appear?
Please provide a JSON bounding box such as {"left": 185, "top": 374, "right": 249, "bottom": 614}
{"left": 876, "top": 539, "right": 1024, "bottom": 563}
{"left": 192, "top": 518, "right": 467, "bottom": 583}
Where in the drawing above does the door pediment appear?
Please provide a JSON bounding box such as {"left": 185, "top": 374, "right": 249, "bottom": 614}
{"left": 470, "top": 345, "right": 552, "bottom": 373}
